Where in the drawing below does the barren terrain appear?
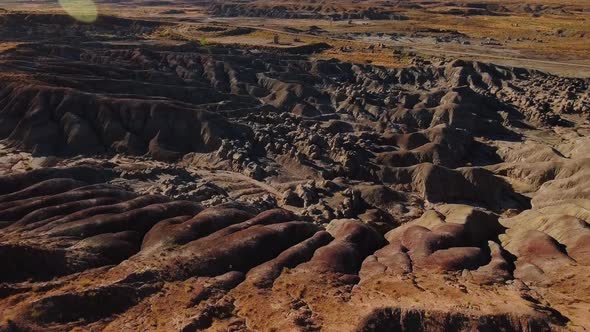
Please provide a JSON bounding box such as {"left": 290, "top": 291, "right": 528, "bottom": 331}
{"left": 0, "top": 1, "right": 588, "bottom": 331}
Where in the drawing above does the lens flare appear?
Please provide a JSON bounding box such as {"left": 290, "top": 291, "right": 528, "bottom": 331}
{"left": 58, "top": 0, "right": 98, "bottom": 23}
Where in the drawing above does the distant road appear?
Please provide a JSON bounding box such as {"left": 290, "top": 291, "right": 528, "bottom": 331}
{"left": 401, "top": 45, "right": 590, "bottom": 69}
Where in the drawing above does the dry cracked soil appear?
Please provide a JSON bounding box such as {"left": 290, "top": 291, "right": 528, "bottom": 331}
{"left": 0, "top": 8, "right": 588, "bottom": 332}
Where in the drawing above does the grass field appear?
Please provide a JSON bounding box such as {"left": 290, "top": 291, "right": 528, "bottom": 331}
{"left": 3, "top": 0, "right": 589, "bottom": 74}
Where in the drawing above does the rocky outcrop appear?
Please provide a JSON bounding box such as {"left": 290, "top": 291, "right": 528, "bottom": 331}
{"left": 208, "top": 3, "right": 409, "bottom": 20}
{"left": 0, "top": 168, "right": 583, "bottom": 331}
{"left": 0, "top": 12, "right": 588, "bottom": 331}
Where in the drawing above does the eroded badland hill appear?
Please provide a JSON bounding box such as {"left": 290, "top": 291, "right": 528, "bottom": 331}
{"left": 0, "top": 2, "right": 589, "bottom": 331}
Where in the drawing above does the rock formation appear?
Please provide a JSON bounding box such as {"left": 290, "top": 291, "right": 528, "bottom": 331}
{"left": 0, "top": 12, "right": 588, "bottom": 331}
